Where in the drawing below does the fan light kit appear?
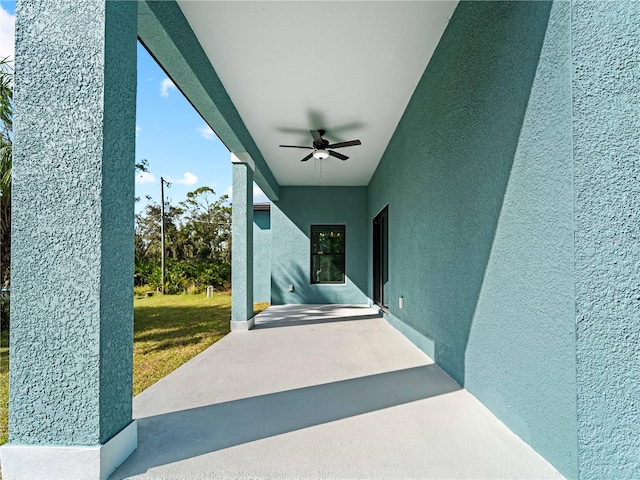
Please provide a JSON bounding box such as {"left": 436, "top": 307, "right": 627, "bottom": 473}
{"left": 313, "top": 150, "right": 330, "bottom": 160}
{"left": 279, "top": 129, "right": 362, "bottom": 162}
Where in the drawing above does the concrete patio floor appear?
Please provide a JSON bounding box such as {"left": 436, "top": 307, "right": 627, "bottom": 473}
{"left": 111, "top": 305, "right": 562, "bottom": 479}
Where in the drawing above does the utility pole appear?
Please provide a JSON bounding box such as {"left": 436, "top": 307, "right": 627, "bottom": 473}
{"left": 160, "top": 177, "right": 170, "bottom": 293}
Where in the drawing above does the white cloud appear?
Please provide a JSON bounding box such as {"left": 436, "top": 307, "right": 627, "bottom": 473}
{"left": 253, "top": 185, "right": 269, "bottom": 203}
{"left": 198, "top": 124, "right": 216, "bottom": 140}
{"left": 136, "top": 171, "right": 156, "bottom": 184}
{"left": 159, "top": 77, "right": 176, "bottom": 98}
{"left": 224, "top": 185, "right": 270, "bottom": 204}
{"left": 135, "top": 125, "right": 141, "bottom": 136}
{"left": 177, "top": 171, "right": 198, "bottom": 186}
{"left": 0, "top": 6, "right": 15, "bottom": 61}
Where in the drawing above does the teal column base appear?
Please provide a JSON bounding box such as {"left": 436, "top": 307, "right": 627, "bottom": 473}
{"left": 0, "top": 421, "right": 137, "bottom": 480}
{"left": 230, "top": 317, "right": 256, "bottom": 331}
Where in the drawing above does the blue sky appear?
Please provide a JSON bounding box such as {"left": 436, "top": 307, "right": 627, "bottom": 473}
{"left": 134, "top": 42, "right": 237, "bottom": 210}
{"left": 0, "top": 1, "right": 267, "bottom": 211}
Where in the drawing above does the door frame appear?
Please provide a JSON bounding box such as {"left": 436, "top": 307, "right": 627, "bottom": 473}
{"left": 373, "top": 205, "right": 389, "bottom": 310}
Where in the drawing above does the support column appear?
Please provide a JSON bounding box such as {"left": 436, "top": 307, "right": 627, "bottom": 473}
{"left": 572, "top": 1, "right": 640, "bottom": 478}
{"left": 230, "top": 153, "right": 255, "bottom": 330}
{"left": 0, "top": 2, "right": 138, "bottom": 479}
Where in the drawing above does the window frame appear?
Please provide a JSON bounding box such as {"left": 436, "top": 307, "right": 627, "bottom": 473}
{"left": 310, "top": 224, "right": 346, "bottom": 285}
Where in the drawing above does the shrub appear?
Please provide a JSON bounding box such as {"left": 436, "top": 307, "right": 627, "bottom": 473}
{"left": 133, "top": 260, "right": 231, "bottom": 294}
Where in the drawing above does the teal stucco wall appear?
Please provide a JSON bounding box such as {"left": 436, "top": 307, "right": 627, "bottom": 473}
{"left": 367, "top": 2, "right": 577, "bottom": 477}
{"left": 572, "top": 1, "right": 640, "bottom": 477}
{"left": 10, "top": 1, "right": 137, "bottom": 445}
{"left": 253, "top": 208, "right": 271, "bottom": 303}
{"left": 271, "top": 187, "right": 368, "bottom": 305}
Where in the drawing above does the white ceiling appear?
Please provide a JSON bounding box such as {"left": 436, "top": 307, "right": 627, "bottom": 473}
{"left": 177, "top": 1, "right": 458, "bottom": 187}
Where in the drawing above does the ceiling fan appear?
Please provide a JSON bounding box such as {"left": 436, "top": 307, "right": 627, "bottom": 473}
{"left": 279, "top": 129, "right": 361, "bottom": 162}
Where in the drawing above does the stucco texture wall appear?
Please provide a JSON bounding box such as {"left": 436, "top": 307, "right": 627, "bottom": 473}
{"left": 231, "top": 163, "right": 254, "bottom": 322}
{"left": 572, "top": 1, "right": 640, "bottom": 477}
{"left": 253, "top": 209, "right": 271, "bottom": 303}
{"left": 368, "top": 2, "right": 577, "bottom": 477}
{"left": 271, "top": 187, "right": 368, "bottom": 305}
{"left": 10, "top": 1, "right": 137, "bottom": 445}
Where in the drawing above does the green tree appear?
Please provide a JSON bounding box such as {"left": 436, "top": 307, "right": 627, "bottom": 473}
{"left": 134, "top": 200, "right": 183, "bottom": 263}
{"left": 133, "top": 185, "right": 232, "bottom": 291}
{"left": 0, "top": 57, "right": 13, "bottom": 285}
{"left": 178, "top": 186, "right": 231, "bottom": 264}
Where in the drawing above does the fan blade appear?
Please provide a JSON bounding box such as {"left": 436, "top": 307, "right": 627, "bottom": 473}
{"left": 329, "top": 150, "right": 349, "bottom": 161}
{"left": 327, "top": 139, "right": 361, "bottom": 149}
{"left": 300, "top": 153, "right": 314, "bottom": 162}
{"left": 310, "top": 129, "right": 325, "bottom": 146}
{"left": 279, "top": 145, "right": 313, "bottom": 149}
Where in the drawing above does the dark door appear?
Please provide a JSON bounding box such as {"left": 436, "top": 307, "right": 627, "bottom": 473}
{"left": 373, "top": 206, "right": 388, "bottom": 309}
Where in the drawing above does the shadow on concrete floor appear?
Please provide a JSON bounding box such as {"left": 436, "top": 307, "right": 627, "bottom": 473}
{"left": 111, "top": 364, "right": 460, "bottom": 478}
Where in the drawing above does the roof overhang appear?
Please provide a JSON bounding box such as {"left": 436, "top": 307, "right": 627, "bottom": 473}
{"left": 141, "top": 1, "right": 458, "bottom": 191}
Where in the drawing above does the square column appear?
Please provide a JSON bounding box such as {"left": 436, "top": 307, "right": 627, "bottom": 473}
{"left": 230, "top": 153, "right": 255, "bottom": 330}
{"left": 0, "top": 1, "right": 138, "bottom": 479}
{"left": 572, "top": 1, "right": 640, "bottom": 478}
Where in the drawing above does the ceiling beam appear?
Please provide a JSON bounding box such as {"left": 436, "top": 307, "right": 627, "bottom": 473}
{"left": 138, "top": 0, "right": 280, "bottom": 201}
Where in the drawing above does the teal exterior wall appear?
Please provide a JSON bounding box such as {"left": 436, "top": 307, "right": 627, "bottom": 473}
{"left": 271, "top": 187, "right": 368, "bottom": 305}
{"left": 572, "top": 1, "right": 640, "bottom": 477}
{"left": 253, "top": 208, "right": 271, "bottom": 303}
{"left": 10, "top": 1, "right": 137, "bottom": 445}
{"left": 367, "top": 2, "right": 577, "bottom": 477}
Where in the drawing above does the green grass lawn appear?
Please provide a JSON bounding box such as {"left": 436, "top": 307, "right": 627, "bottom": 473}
{"left": 0, "top": 292, "right": 269, "bottom": 445}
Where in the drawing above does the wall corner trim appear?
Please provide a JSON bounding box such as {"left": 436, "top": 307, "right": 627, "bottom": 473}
{"left": 375, "top": 306, "right": 436, "bottom": 360}
{"left": 0, "top": 420, "right": 138, "bottom": 480}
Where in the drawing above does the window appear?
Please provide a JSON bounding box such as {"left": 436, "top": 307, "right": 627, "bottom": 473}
{"left": 311, "top": 225, "right": 345, "bottom": 284}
